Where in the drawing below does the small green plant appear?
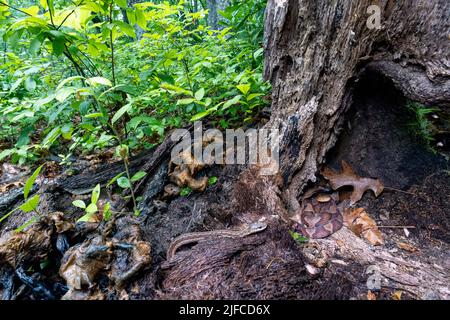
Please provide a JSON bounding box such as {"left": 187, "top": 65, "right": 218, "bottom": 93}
{"left": 208, "top": 176, "right": 218, "bottom": 185}
{"left": 0, "top": 164, "right": 44, "bottom": 231}
{"left": 406, "top": 101, "right": 438, "bottom": 151}
{"left": 289, "top": 230, "right": 309, "bottom": 243}
{"left": 180, "top": 186, "right": 192, "bottom": 197}
{"left": 72, "top": 184, "right": 112, "bottom": 222}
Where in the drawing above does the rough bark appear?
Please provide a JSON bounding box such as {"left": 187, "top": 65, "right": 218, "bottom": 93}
{"left": 263, "top": 0, "right": 450, "bottom": 198}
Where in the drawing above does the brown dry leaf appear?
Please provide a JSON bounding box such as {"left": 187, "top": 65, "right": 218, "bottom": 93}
{"left": 367, "top": 290, "right": 377, "bottom": 300}
{"left": 397, "top": 242, "right": 419, "bottom": 253}
{"left": 344, "top": 208, "right": 384, "bottom": 246}
{"left": 392, "top": 291, "right": 403, "bottom": 300}
{"left": 322, "top": 161, "right": 384, "bottom": 205}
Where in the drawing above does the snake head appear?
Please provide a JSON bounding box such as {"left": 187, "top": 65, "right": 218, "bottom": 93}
{"left": 249, "top": 221, "right": 268, "bottom": 232}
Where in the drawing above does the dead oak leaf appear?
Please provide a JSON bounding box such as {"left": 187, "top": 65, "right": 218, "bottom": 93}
{"left": 344, "top": 208, "right": 384, "bottom": 246}
{"left": 322, "top": 161, "right": 384, "bottom": 205}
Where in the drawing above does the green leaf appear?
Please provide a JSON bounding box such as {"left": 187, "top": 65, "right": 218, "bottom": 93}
{"left": 289, "top": 230, "right": 309, "bottom": 243}
{"left": 86, "top": 77, "right": 112, "bottom": 87}
{"left": 131, "top": 171, "right": 146, "bottom": 182}
{"left": 91, "top": 184, "right": 101, "bottom": 205}
{"left": 117, "top": 176, "right": 131, "bottom": 189}
{"left": 103, "top": 202, "right": 112, "bottom": 221}
{"left": 208, "top": 176, "right": 218, "bottom": 185}
{"left": 107, "top": 172, "right": 125, "bottom": 188}
{"left": 84, "top": 112, "right": 104, "bottom": 118}
{"left": 134, "top": 209, "right": 141, "bottom": 217}
{"left": 52, "top": 37, "right": 65, "bottom": 56}
{"left": 29, "top": 37, "right": 41, "bottom": 54}
{"left": 180, "top": 187, "right": 192, "bottom": 196}
{"left": 111, "top": 103, "right": 132, "bottom": 125}
{"left": 19, "top": 194, "right": 40, "bottom": 213}
{"left": 114, "top": 0, "right": 127, "bottom": 8}
{"left": 72, "top": 200, "right": 86, "bottom": 209}
{"left": 236, "top": 84, "right": 251, "bottom": 95}
{"left": 222, "top": 95, "right": 242, "bottom": 110}
{"left": 135, "top": 9, "right": 147, "bottom": 29}
{"left": 24, "top": 165, "right": 43, "bottom": 199}
{"left": 77, "top": 204, "right": 98, "bottom": 222}
{"left": 113, "top": 20, "right": 136, "bottom": 38}
{"left": 0, "top": 149, "right": 13, "bottom": 161}
{"left": 246, "top": 93, "right": 264, "bottom": 101}
{"left": 24, "top": 77, "right": 36, "bottom": 91}
{"left": 195, "top": 88, "right": 205, "bottom": 101}
{"left": 57, "top": 76, "right": 85, "bottom": 90}
{"left": 86, "top": 203, "right": 98, "bottom": 214}
{"left": 177, "top": 98, "right": 195, "bottom": 105}
{"left": 41, "top": 127, "right": 61, "bottom": 148}
{"left": 56, "top": 87, "right": 76, "bottom": 102}
{"left": 22, "top": 6, "right": 40, "bottom": 16}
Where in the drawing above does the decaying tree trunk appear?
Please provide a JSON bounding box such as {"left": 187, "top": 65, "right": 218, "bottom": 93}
{"left": 254, "top": 0, "right": 450, "bottom": 299}
{"left": 263, "top": 0, "right": 450, "bottom": 198}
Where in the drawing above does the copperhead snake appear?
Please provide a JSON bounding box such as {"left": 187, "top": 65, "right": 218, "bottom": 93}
{"left": 294, "top": 193, "right": 344, "bottom": 239}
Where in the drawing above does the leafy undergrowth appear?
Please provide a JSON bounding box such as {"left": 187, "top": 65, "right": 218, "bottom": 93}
{"left": 0, "top": 0, "right": 270, "bottom": 166}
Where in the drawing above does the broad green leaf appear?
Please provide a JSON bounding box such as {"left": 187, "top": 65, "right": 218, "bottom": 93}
{"left": 41, "top": 127, "right": 61, "bottom": 148}
{"left": 29, "top": 38, "right": 41, "bottom": 54}
{"left": 61, "top": 124, "right": 73, "bottom": 140}
{"left": 87, "top": 77, "right": 112, "bottom": 87}
{"left": 190, "top": 109, "right": 213, "bottom": 121}
{"left": 22, "top": 6, "right": 40, "bottom": 16}
{"left": 111, "top": 103, "right": 132, "bottom": 125}
{"left": 195, "top": 88, "right": 205, "bottom": 101}
{"left": 246, "top": 93, "right": 264, "bottom": 101}
{"left": 91, "top": 184, "right": 101, "bottom": 205}
{"left": 117, "top": 176, "right": 131, "bottom": 189}
{"left": 24, "top": 165, "right": 43, "bottom": 199}
{"left": 19, "top": 194, "right": 40, "bottom": 212}
{"left": 52, "top": 37, "right": 65, "bottom": 56}
{"left": 86, "top": 203, "right": 98, "bottom": 214}
{"left": 114, "top": 0, "right": 127, "bottom": 8}
{"left": 72, "top": 200, "right": 86, "bottom": 209}
{"left": 0, "top": 149, "right": 13, "bottom": 161}
{"left": 236, "top": 84, "right": 251, "bottom": 95}
{"left": 56, "top": 87, "right": 76, "bottom": 102}
{"left": 177, "top": 98, "right": 195, "bottom": 105}
{"left": 222, "top": 95, "right": 242, "bottom": 110}
{"left": 24, "top": 77, "right": 36, "bottom": 91}
{"left": 135, "top": 9, "right": 147, "bottom": 29}
{"left": 57, "top": 76, "right": 85, "bottom": 90}
{"left": 77, "top": 204, "right": 98, "bottom": 222}
{"left": 113, "top": 20, "right": 136, "bottom": 38}
{"left": 131, "top": 171, "right": 146, "bottom": 182}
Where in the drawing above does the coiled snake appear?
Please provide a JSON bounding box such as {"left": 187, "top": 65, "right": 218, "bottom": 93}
{"left": 294, "top": 194, "right": 344, "bottom": 239}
